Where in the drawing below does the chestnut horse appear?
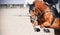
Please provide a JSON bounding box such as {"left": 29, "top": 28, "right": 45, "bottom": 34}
{"left": 30, "top": 0, "right": 60, "bottom": 35}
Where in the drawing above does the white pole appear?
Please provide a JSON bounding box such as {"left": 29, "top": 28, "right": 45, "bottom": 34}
{"left": 24, "top": 4, "right": 26, "bottom": 7}
{"left": 24, "top": 0, "right": 28, "bottom": 7}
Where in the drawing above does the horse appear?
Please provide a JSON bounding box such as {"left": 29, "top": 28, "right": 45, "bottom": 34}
{"left": 29, "top": 0, "right": 60, "bottom": 34}
{"left": 29, "top": 0, "right": 51, "bottom": 32}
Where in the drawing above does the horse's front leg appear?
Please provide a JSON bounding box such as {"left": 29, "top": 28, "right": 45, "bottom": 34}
{"left": 50, "top": 18, "right": 60, "bottom": 30}
{"left": 40, "top": 12, "right": 53, "bottom": 28}
{"left": 30, "top": 11, "right": 40, "bottom": 32}
{"left": 33, "top": 20, "right": 40, "bottom": 32}
{"left": 33, "top": 21, "right": 38, "bottom": 27}
{"left": 40, "top": 21, "right": 51, "bottom": 28}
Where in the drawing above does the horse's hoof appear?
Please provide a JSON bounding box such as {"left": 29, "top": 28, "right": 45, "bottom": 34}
{"left": 34, "top": 28, "right": 40, "bottom": 32}
{"left": 43, "top": 28, "right": 50, "bottom": 33}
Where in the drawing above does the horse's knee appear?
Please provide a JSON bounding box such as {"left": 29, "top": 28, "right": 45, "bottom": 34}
{"left": 34, "top": 21, "right": 38, "bottom": 26}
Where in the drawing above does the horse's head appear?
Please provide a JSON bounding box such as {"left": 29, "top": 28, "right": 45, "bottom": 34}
{"left": 30, "top": 7, "right": 43, "bottom": 19}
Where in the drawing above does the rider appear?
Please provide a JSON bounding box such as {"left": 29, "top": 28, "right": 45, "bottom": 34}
{"left": 43, "top": 0, "right": 59, "bottom": 18}
{"left": 43, "top": 0, "right": 58, "bottom": 7}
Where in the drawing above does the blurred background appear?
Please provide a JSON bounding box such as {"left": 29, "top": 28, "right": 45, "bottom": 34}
{"left": 0, "top": 0, "right": 60, "bottom": 12}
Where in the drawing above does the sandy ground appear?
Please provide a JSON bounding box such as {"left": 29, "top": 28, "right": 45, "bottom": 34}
{"left": 0, "top": 7, "right": 55, "bottom": 35}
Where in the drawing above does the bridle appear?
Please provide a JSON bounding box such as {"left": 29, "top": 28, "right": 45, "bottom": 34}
{"left": 35, "top": 8, "right": 45, "bottom": 18}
